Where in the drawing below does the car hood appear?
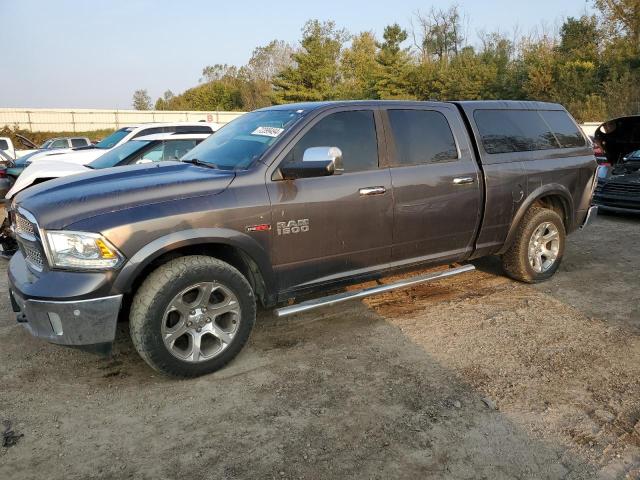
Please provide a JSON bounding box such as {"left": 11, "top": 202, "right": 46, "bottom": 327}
{"left": 6, "top": 160, "right": 90, "bottom": 200}
{"left": 14, "top": 161, "right": 235, "bottom": 229}
{"left": 28, "top": 148, "right": 106, "bottom": 165}
{"left": 594, "top": 116, "right": 640, "bottom": 165}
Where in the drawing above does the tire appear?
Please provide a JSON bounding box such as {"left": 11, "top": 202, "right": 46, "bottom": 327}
{"left": 501, "top": 207, "right": 566, "bottom": 283}
{"left": 130, "top": 255, "right": 256, "bottom": 378}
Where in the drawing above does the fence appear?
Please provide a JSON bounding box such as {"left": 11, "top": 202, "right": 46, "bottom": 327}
{"left": 0, "top": 108, "right": 247, "bottom": 132}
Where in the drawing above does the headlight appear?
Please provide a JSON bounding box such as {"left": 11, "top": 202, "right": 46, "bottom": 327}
{"left": 44, "top": 231, "right": 123, "bottom": 269}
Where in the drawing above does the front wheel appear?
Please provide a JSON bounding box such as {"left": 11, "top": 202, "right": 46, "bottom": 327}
{"left": 501, "top": 207, "right": 566, "bottom": 283}
{"left": 130, "top": 256, "right": 256, "bottom": 377}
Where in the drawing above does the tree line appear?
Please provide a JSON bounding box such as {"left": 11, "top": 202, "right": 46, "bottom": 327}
{"left": 132, "top": 0, "right": 640, "bottom": 122}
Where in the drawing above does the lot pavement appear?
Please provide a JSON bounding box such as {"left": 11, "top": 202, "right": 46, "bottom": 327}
{"left": 1, "top": 212, "right": 639, "bottom": 479}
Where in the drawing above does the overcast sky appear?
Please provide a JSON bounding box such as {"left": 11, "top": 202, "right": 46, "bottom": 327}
{"left": 0, "top": 0, "right": 594, "bottom": 109}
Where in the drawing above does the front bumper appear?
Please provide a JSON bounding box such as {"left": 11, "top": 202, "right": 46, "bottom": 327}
{"left": 10, "top": 288, "right": 122, "bottom": 346}
{"left": 8, "top": 251, "right": 122, "bottom": 348}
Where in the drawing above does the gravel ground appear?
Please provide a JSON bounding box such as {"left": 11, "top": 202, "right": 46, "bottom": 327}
{"left": 0, "top": 212, "right": 639, "bottom": 479}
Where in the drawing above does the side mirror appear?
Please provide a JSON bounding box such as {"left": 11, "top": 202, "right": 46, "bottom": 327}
{"left": 280, "top": 147, "right": 344, "bottom": 180}
{"left": 136, "top": 158, "right": 153, "bottom": 165}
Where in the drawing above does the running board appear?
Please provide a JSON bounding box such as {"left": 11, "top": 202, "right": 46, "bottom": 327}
{"left": 274, "top": 264, "right": 475, "bottom": 317}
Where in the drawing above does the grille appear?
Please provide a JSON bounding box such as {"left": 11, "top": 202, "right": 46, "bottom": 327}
{"left": 22, "top": 243, "right": 44, "bottom": 270}
{"left": 14, "top": 212, "right": 35, "bottom": 237}
{"left": 601, "top": 182, "right": 640, "bottom": 196}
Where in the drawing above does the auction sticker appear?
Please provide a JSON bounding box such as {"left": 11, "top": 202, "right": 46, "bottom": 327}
{"left": 251, "top": 126, "right": 284, "bottom": 138}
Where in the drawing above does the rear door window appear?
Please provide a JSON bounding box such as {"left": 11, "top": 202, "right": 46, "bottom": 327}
{"left": 474, "top": 110, "right": 560, "bottom": 154}
{"left": 132, "top": 127, "right": 164, "bottom": 139}
{"left": 539, "top": 111, "right": 586, "bottom": 148}
{"left": 387, "top": 110, "right": 458, "bottom": 165}
{"left": 50, "top": 139, "right": 69, "bottom": 149}
{"left": 173, "top": 125, "right": 214, "bottom": 134}
{"left": 70, "top": 138, "right": 88, "bottom": 147}
{"left": 283, "top": 110, "right": 379, "bottom": 173}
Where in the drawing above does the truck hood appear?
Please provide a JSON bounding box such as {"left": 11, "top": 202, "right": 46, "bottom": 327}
{"left": 6, "top": 160, "right": 89, "bottom": 200}
{"left": 14, "top": 161, "right": 235, "bottom": 229}
{"left": 28, "top": 147, "right": 106, "bottom": 165}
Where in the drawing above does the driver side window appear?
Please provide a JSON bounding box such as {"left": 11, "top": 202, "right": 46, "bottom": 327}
{"left": 283, "top": 110, "right": 379, "bottom": 173}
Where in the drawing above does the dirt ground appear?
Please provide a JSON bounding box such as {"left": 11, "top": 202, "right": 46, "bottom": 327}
{"left": 1, "top": 212, "right": 639, "bottom": 479}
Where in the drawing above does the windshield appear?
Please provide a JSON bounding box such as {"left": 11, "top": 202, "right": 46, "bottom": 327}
{"left": 88, "top": 140, "right": 152, "bottom": 169}
{"left": 182, "top": 110, "right": 303, "bottom": 170}
{"left": 625, "top": 150, "right": 640, "bottom": 160}
{"left": 40, "top": 140, "right": 53, "bottom": 149}
{"left": 95, "top": 128, "right": 132, "bottom": 149}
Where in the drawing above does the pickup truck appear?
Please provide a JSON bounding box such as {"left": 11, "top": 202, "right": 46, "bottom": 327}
{"left": 0, "top": 136, "right": 91, "bottom": 160}
{"left": 7, "top": 100, "right": 598, "bottom": 378}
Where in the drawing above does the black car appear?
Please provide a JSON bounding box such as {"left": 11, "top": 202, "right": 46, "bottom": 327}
{"left": 593, "top": 150, "right": 640, "bottom": 214}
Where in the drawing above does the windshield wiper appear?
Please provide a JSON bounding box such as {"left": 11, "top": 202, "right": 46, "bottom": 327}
{"left": 182, "top": 158, "right": 218, "bottom": 169}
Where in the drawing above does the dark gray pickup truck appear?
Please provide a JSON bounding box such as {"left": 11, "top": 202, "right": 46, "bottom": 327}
{"left": 7, "top": 100, "right": 598, "bottom": 377}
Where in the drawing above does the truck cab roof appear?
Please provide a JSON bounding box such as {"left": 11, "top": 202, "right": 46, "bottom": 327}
{"left": 260, "top": 99, "right": 568, "bottom": 113}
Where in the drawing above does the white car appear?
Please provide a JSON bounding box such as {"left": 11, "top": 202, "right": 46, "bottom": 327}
{"left": 23, "top": 122, "right": 219, "bottom": 166}
{"left": 6, "top": 132, "right": 211, "bottom": 200}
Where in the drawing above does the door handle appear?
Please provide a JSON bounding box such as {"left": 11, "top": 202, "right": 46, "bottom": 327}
{"left": 452, "top": 177, "right": 474, "bottom": 185}
{"left": 359, "top": 186, "right": 386, "bottom": 196}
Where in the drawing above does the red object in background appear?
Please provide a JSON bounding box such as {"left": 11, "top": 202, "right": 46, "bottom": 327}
{"left": 593, "top": 139, "right": 604, "bottom": 157}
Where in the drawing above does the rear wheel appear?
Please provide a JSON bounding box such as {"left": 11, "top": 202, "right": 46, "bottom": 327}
{"left": 130, "top": 255, "right": 256, "bottom": 377}
{"left": 501, "top": 207, "right": 566, "bottom": 283}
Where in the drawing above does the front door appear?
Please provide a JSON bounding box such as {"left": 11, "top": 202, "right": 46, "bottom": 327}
{"left": 383, "top": 106, "right": 482, "bottom": 263}
{"left": 267, "top": 109, "right": 393, "bottom": 293}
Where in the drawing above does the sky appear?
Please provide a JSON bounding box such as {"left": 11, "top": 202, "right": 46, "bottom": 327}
{"left": 0, "top": 0, "right": 594, "bottom": 109}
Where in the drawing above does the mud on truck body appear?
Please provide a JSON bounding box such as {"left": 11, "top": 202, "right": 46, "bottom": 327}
{"left": 8, "top": 100, "right": 598, "bottom": 377}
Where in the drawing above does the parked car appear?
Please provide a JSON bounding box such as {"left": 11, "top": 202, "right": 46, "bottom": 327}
{"left": 23, "top": 122, "right": 220, "bottom": 166}
{"left": 0, "top": 134, "right": 38, "bottom": 159}
{"left": 593, "top": 149, "right": 640, "bottom": 213}
{"left": 7, "top": 100, "right": 597, "bottom": 377}
{"left": 0, "top": 136, "right": 90, "bottom": 161}
{"left": 594, "top": 115, "right": 640, "bottom": 166}
{"left": 6, "top": 132, "right": 211, "bottom": 200}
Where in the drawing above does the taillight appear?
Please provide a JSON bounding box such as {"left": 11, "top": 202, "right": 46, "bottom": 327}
{"left": 0, "top": 170, "right": 6, "bottom": 178}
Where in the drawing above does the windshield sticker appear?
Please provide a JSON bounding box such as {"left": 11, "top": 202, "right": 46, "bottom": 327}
{"left": 251, "top": 126, "right": 284, "bottom": 138}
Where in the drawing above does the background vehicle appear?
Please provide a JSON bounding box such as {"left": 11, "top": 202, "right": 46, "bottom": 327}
{"left": 23, "top": 122, "right": 220, "bottom": 167}
{"left": 7, "top": 100, "right": 597, "bottom": 378}
{"left": 594, "top": 115, "right": 640, "bottom": 166}
{"left": 6, "top": 132, "right": 211, "bottom": 200}
{"left": 593, "top": 149, "right": 640, "bottom": 214}
{"left": 0, "top": 136, "right": 90, "bottom": 160}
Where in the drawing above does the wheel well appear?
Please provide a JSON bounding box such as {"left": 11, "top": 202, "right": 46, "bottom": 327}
{"left": 532, "top": 195, "right": 569, "bottom": 228}
{"left": 127, "top": 243, "right": 269, "bottom": 307}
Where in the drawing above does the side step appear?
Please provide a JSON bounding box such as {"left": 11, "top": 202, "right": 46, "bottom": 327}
{"left": 274, "top": 264, "right": 475, "bottom": 317}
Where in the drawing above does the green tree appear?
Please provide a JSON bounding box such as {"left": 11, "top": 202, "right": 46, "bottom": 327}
{"left": 272, "top": 20, "right": 347, "bottom": 103}
{"left": 375, "top": 24, "right": 414, "bottom": 99}
{"left": 132, "top": 89, "right": 152, "bottom": 110}
{"left": 339, "top": 31, "right": 380, "bottom": 99}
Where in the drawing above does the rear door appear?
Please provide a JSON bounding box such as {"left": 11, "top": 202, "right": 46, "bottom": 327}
{"left": 267, "top": 108, "right": 393, "bottom": 292}
{"left": 382, "top": 105, "right": 482, "bottom": 263}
